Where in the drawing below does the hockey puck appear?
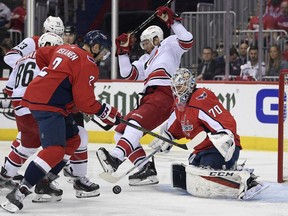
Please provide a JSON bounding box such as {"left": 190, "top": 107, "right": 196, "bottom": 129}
{"left": 112, "top": 185, "right": 121, "bottom": 194}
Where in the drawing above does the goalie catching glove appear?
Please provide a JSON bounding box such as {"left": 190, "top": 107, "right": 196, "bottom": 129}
{"left": 115, "top": 33, "right": 132, "bottom": 56}
{"left": 149, "top": 123, "right": 174, "bottom": 153}
{"left": 156, "top": 6, "right": 182, "bottom": 29}
{"left": 207, "top": 129, "right": 235, "bottom": 162}
{"left": 96, "top": 103, "right": 121, "bottom": 125}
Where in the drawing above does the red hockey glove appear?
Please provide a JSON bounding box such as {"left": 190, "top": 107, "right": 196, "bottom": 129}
{"left": 156, "top": 6, "right": 182, "bottom": 29}
{"left": 96, "top": 103, "right": 121, "bottom": 125}
{"left": 115, "top": 33, "right": 132, "bottom": 56}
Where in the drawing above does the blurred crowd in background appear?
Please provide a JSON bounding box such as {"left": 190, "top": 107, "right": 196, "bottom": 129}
{"left": 0, "top": 0, "right": 287, "bottom": 81}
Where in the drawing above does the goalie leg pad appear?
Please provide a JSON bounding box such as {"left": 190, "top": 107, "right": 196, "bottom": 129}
{"left": 185, "top": 165, "right": 241, "bottom": 199}
{"left": 171, "top": 163, "right": 186, "bottom": 190}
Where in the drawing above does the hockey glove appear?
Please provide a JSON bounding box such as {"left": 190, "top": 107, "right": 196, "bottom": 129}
{"left": 149, "top": 123, "right": 174, "bottom": 153}
{"left": 115, "top": 33, "right": 132, "bottom": 56}
{"left": 96, "top": 103, "right": 121, "bottom": 125}
{"left": 208, "top": 129, "right": 235, "bottom": 162}
{"left": 156, "top": 6, "right": 182, "bottom": 29}
{"left": 0, "top": 99, "right": 11, "bottom": 108}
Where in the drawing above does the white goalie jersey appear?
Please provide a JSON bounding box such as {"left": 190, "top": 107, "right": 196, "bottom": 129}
{"left": 6, "top": 51, "right": 40, "bottom": 116}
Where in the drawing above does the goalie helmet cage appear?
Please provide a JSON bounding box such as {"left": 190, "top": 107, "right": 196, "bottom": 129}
{"left": 278, "top": 69, "right": 288, "bottom": 183}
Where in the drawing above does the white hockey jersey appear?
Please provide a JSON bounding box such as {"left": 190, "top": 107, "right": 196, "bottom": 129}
{"left": 4, "top": 36, "right": 39, "bottom": 69}
{"left": 118, "top": 22, "right": 193, "bottom": 93}
{"left": 240, "top": 61, "right": 266, "bottom": 81}
{"left": 6, "top": 51, "right": 40, "bottom": 116}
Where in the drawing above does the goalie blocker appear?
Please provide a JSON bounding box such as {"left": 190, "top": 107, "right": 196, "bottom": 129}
{"left": 171, "top": 164, "right": 268, "bottom": 200}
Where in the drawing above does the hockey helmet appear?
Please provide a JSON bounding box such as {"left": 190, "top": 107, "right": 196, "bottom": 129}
{"left": 140, "top": 25, "right": 163, "bottom": 49}
{"left": 84, "top": 30, "right": 111, "bottom": 60}
{"left": 38, "top": 32, "right": 64, "bottom": 47}
{"left": 64, "top": 25, "right": 77, "bottom": 35}
{"left": 171, "top": 68, "right": 196, "bottom": 105}
{"left": 43, "top": 16, "right": 64, "bottom": 36}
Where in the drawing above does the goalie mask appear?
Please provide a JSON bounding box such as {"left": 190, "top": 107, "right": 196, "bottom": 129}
{"left": 38, "top": 32, "right": 64, "bottom": 47}
{"left": 84, "top": 30, "right": 111, "bottom": 61}
{"left": 140, "top": 25, "right": 163, "bottom": 49}
{"left": 43, "top": 16, "right": 64, "bottom": 36}
{"left": 171, "top": 68, "right": 196, "bottom": 109}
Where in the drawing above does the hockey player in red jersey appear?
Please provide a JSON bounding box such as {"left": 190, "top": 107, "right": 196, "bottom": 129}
{"left": 1, "top": 15, "right": 65, "bottom": 182}
{"left": 0, "top": 33, "right": 64, "bottom": 201}
{"left": 96, "top": 6, "right": 193, "bottom": 186}
{"left": 149, "top": 68, "right": 268, "bottom": 200}
{"left": 0, "top": 30, "right": 121, "bottom": 213}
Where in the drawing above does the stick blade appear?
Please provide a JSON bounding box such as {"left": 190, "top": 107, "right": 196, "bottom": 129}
{"left": 186, "top": 131, "right": 207, "bottom": 149}
{"left": 99, "top": 172, "right": 121, "bottom": 183}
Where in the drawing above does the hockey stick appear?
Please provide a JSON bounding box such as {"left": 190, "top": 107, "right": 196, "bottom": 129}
{"left": 90, "top": 118, "right": 114, "bottom": 131}
{"left": 131, "top": 0, "right": 174, "bottom": 34}
{"left": 98, "top": 147, "right": 161, "bottom": 183}
{"left": 98, "top": 131, "right": 207, "bottom": 183}
{"left": 118, "top": 118, "right": 188, "bottom": 150}
{"left": 186, "top": 131, "right": 207, "bottom": 149}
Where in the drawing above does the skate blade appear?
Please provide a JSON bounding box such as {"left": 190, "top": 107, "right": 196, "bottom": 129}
{"left": 1, "top": 200, "right": 21, "bottom": 213}
{"left": 32, "top": 194, "right": 62, "bottom": 203}
{"left": 75, "top": 189, "right": 100, "bottom": 198}
{"left": 242, "top": 182, "right": 269, "bottom": 200}
{"left": 129, "top": 176, "right": 159, "bottom": 186}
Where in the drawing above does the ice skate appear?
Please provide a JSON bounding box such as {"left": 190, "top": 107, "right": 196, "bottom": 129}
{"left": 96, "top": 147, "right": 122, "bottom": 173}
{"left": 238, "top": 173, "right": 269, "bottom": 200}
{"left": 1, "top": 185, "right": 32, "bottom": 213}
{"left": 73, "top": 176, "right": 100, "bottom": 198}
{"left": 63, "top": 164, "right": 75, "bottom": 183}
{"left": 32, "top": 178, "right": 63, "bottom": 203}
{"left": 0, "top": 167, "right": 18, "bottom": 190}
{"left": 129, "top": 157, "right": 159, "bottom": 186}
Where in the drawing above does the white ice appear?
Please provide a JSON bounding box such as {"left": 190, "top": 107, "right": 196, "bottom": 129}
{"left": 0, "top": 141, "right": 287, "bottom": 216}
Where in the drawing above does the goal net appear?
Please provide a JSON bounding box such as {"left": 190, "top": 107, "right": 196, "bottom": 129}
{"left": 278, "top": 70, "right": 288, "bottom": 183}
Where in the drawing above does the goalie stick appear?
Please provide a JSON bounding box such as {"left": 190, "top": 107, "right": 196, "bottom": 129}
{"left": 98, "top": 131, "right": 206, "bottom": 183}
{"left": 118, "top": 118, "right": 188, "bottom": 150}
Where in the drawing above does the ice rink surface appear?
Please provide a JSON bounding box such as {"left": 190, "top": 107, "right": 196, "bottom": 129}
{"left": 0, "top": 141, "right": 287, "bottom": 216}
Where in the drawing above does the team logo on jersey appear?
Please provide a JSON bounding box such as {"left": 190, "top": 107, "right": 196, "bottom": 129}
{"left": 181, "top": 114, "right": 193, "bottom": 136}
{"left": 87, "top": 55, "right": 95, "bottom": 64}
{"left": 196, "top": 91, "right": 207, "bottom": 100}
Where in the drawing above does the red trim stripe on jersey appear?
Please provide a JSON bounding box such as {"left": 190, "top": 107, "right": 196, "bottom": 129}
{"left": 126, "top": 65, "right": 139, "bottom": 80}
{"left": 144, "top": 68, "right": 171, "bottom": 85}
{"left": 177, "top": 38, "right": 194, "bottom": 50}
{"left": 116, "top": 137, "right": 134, "bottom": 157}
{"left": 201, "top": 176, "right": 240, "bottom": 189}
{"left": 128, "top": 146, "right": 146, "bottom": 164}
{"left": 6, "top": 49, "right": 23, "bottom": 57}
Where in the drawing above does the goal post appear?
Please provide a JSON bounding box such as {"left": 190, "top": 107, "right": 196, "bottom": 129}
{"left": 278, "top": 69, "right": 288, "bottom": 183}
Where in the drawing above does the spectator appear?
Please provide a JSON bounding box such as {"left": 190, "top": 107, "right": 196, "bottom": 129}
{"left": 248, "top": 0, "right": 275, "bottom": 45}
{"left": 282, "top": 40, "right": 288, "bottom": 61}
{"left": 266, "top": 44, "right": 288, "bottom": 76}
{"left": 274, "top": 1, "right": 288, "bottom": 35}
{"left": 196, "top": 46, "right": 218, "bottom": 80}
{"left": 214, "top": 47, "right": 242, "bottom": 77}
{"left": 265, "top": 0, "right": 283, "bottom": 18}
{"left": 239, "top": 46, "right": 266, "bottom": 80}
{"left": 10, "top": 0, "right": 26, "bottom": 33}
{"left": 0, "top": 2, "right": 11, "bottom": 28}
{"left": 238, "top": 41, "right": 249, "bottom": 65}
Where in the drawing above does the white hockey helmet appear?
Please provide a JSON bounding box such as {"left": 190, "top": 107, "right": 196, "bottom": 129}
{"left": 38, "top": 32, "right": 64, "bottom": 47}
{"left": 43, "top": 16, "right": 64, "bottom": 36}
{"left": 171, "top": 68, "right": 196, "bottom": 104}
{"left": 140, "top": 25, "right": 163, "bottom": 49}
